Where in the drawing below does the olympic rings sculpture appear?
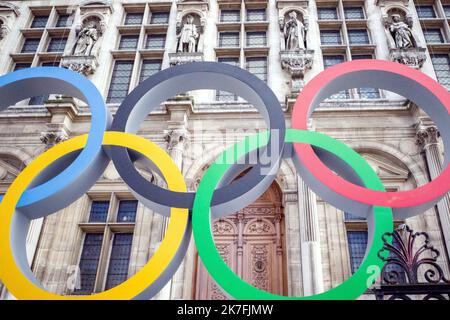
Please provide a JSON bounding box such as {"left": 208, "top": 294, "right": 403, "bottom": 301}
{"left": 0, "top": 60, "right": 448, "bottom": 300}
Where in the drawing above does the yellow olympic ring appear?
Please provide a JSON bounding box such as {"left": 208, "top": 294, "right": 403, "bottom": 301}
{"left": 0, "top": 131, "right": 189, "bottom": 300}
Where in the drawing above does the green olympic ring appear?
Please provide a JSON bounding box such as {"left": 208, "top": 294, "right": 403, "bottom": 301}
{"left": 192, "top": 128, "right": 393, "bottom": 299}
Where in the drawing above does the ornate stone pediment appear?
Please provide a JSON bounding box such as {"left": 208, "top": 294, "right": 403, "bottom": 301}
{"left": 363, "top": 154, "right": 409, "bottom": 182}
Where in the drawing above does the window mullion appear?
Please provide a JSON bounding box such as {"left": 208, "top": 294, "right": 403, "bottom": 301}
{"left": 95, "top": 226, "right": 113, "bottom": 293}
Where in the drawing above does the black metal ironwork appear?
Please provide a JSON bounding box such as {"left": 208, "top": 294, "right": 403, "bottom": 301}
{"left": 373, "top": 224, "right": 450, "bottom": 300}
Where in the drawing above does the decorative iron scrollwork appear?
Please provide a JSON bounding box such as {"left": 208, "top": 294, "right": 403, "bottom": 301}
{"left": 373, "top": 224, "right": 450, "bottom": 300}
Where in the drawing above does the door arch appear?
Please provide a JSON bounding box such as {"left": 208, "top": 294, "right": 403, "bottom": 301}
{"left": 194, "top": 180, "right": 287, "bottom": 299}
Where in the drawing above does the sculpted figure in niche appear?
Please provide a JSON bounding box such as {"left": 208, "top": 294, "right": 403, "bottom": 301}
{"left": 177, "top": 15, "right": 199, "bottom": 53}
{"left": 389, "top": 14, "right": 417, "bottom": 48}
{"left": 284, "top": 11, "right": 306, "bottom": 50}
{"left": 73, "top": 20, "right": 100, "bottom": 56}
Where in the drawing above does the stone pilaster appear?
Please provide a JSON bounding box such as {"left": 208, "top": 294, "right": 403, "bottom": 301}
{"left": 297, "top": 176, "right": 324, "bottom": 295}
{"left": 416, "top": 123, "right": 450, "bottom": 261}
{"left": 156, "top": 98, "right": 193, "bottom": 300}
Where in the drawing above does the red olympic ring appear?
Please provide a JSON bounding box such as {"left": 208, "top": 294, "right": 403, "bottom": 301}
{"left": 291, "top": 59, "right": 450, "bottom": 216}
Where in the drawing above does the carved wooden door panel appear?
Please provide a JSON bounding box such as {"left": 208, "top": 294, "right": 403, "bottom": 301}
{"left": 194, "top": 182, "right": 286, "bottom": 299}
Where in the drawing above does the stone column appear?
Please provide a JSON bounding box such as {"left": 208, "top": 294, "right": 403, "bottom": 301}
{"left": 297, "top": 176, "right": 324, "bottom": 295}
{"left": 416, "top": 124, "right": 450, "bottom": 260}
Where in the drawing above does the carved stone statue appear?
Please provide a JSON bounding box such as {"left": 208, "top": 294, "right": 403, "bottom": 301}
{"left": 73, "top": 21, "right": 100, "bottom": 56}
{"left": 283, "top": 11, "right": 306, "bottom": 50}
{"left": 177, "top": 15, "right": 199, "bottom": 53}
{"left": 0, "top": 20, "right": 8, "bottom": 41}
{"left": 389, "top": 14, "right": 417, "bottom": 49}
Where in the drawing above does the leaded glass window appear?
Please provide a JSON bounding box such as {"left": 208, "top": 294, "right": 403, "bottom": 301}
{"left": 217, "top": 57, "right": 240, "bottom": 101}
{"left": 119, "top": 35, "right": 139, "bottom": 50}
{"left": 246, "top": 32, "right": 267, "bottom": 47}
{"left": 125, "top": 12, "right": 144, "bottom": 25}
{"left": 352, "top": 55, "right": 380, "bottom": 99}
{"left": 246, "top": 9, "right": 266, "bottom": 22}
{"left": 320, "top": 30, "right": 342, "bottom": 45}
{"left": 29, "top": 61, "right": 59, "bottom": 105}
{"left": 416, "top": 5, "right": 436, "bottom": 18}
{"left": 88, "top": 201, "right": 110, "bottom": 223}
{"left": 105, "top": 234, "right": 133, "bottom": 290}
{"left": 344, "top": 7, "right": 365, "bottom": 20}
{"left": 431, "top": 54, "right": 450, "bottom": 90}
{"left": 56, "top": 14, "right": 72, "bottom": 27}
{"left": 146, "top": 34, "right": 166, "bottom": 49}
{"left": 221, "top": 10, "right": 240, "bottom": 22}
{"left": 74, "top": 233, "right": 104, "bottom": 295}
{"left": 348, "top": 29, "right": 370, "bottom": 45}
{"left": 14, "top": 63, "right": 31, "bottom": 70}
{"left": 31, "top": 15, "right": 48, "bottom": 28}
{"left": 21, "top": 38, "right": 40, "bottom": 53}
{"left": 117, "top": 200, "right": 138, "bottom": 223}
{"left": 219, "top": 32, "right": 239, "bottom": 47}
{"left": 107, "top": 61, "right": 134, "bottom": 103}
{"left": 323, "top": 55, "right": 345, "bottom": 68}
{"left": 444, "top": 5, "right": 450, "bottom": 18}
{"left": 347, "top": 231, "right": 368, "bottom": 273}
{"left": 323, "top": 55, "right": 349, "bottom": 99}
{"left": 345, "top": 212, "right": 365, "bottom": 221}
{"left": 140, "top": 60, "right": 162, "bottom": 82}
{"left": 150, "top": 12, "right": 169, "bottom": 24}
{"left": 318, "top": 8, "right": 338, "bottom": 20}
{"left": 47, "top": 37, "right": 67, "bottom": 52}
{"left": 246, "top": 57, "right": 267, "bottom": 82}
{"left": 424, "top": 28, "right": 445, "bottom": 43}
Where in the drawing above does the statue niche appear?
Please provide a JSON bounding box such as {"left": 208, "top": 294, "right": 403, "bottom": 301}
{"left": 283, "top": 10, "right": 307, "bottom": 50}
{"left": 62, "top": 16, "right": 104, "bottom": 75}
{"left": 279, "top": 9, "right": 313, "bottom": 94}
{"left": 177, "top": 14, "right": 200, "bottom": 53}
{"left": 384, "top": 8, "right": 426, "bottom": 69}
{"left": 170, "top": 12, "right": 204, "bottom": 66}
{"left": 72, "top": 16, "right": 104, "bottom": 56}
{"left": 388, "top": 13, "right": 417, "bottom": 49}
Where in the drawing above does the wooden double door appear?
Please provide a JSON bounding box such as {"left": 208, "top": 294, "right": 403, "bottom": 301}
{"left": 194, "top": 182, "right": 287, "bottom": 299}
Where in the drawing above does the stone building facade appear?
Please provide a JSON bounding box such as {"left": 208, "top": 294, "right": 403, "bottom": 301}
{"left": 0, "top": 0, "right": 449, "bottom": 300}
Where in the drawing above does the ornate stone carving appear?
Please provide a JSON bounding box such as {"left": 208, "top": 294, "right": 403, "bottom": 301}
{"left": 0, "top": 19, "right": 8, "bottom": 41}
{"left": 280, "top": 49, "right": 314, "bottom": 93}
{"left": 40, "top": 131, "right": 69, "bottom": 147}
{"left": 72, "top": 17, "right": 104, "bottom": 56}
{"left": 380, "top": 7, "right": 426, "bottom": 69}
{"left": 416, "top": 125, "right": 439, "bottom": 148}
{"left": 173, "top": 0, "right": 206, "bottom": 64}
{"left": 169, "top": 51, "right": 203, "bottom": 66}
{"left": 177, "top": 14, "right": 199, "bottom": 53}
{"left": 282, "top": 11, "right": 306, "bottom": 50}
{"left": 164, "top": 129, "right": 189, "bottom": 152}
{"left": 389, "top": 14, "right": 417, "bottom": 49}
{"left": 0, "top": 2, "right": 20, "bottom": 42}
{"left": 60, "top": 55, "right": 99, "bottom": 75}
{"left": 278, "top": 5, "right": 312, "bottom": 93}
{"left": 389, "top": 47, "right": 426, "bottom": 69}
